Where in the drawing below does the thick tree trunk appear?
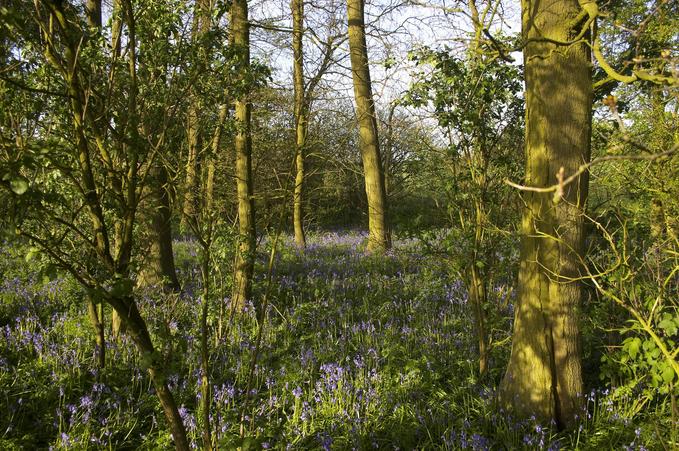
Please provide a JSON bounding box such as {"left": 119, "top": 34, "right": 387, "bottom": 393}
{"left": 111, "top": 223, "right": 126, "bottom": 339}
{"left": 84, "top": 0, "right": 101, "bottom": 30}
{"left": 138, "top": 164, "right": 181, "bottom": 290}
{"left": 347, "top": 0, "right": 390, "bottom": 252}
{"left": 231, "top": 0, "right": 256, "bottom": 310}
{"left": 499, "top": 0, "right": 592, "bottom": 428}
{"left": 292, "top": 0, "right": 307, "bottom": 249}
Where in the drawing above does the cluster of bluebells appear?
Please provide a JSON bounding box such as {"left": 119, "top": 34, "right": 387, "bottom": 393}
{"left": 0, "top": 233, "right": 661, "bottom": 449}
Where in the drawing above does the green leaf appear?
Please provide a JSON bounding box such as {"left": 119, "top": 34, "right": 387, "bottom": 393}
{"left": 10, "top": 176, "right": 29, "bottom": 195}
{"left": 658, "top": 315, "right": 678, "bottom": 336}
{"left": 625, "top": 337, "right": 642, "bottom": 359}
{"left": 661, "top": 363, "right": 675, "bottom": 384}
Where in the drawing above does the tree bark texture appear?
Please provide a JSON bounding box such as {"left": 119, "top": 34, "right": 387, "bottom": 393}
{"left": 181, "top": 106, "right": 202, "bottom": 232}
{"left": 84, "top": 0, "right": 101, "bottom": 30}
{"left": 347, "top": 0, "right": 390, "bottom": 252}
{"left": 499, "top": 0, "right": 592, "bottom": 428}
{"left": 87, "top": 295, "right": 106, "bottom": 369}
{"left": 470, "top": 201, "right": 488, "bottom": 376}
{"left": 231, "top": 0, "right": 256, "bottom": 310}
{"left": 138, "top": 164, "right": 181, "bottom": 290}
{"left": 181, "top": 0, "right": 211, "bottom": 233}
{"left": 292, "top": 0, "right": 307, "bottom": 248}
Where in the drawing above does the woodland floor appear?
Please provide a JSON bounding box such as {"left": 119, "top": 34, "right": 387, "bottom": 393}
{"left": 0, "top": 231, "right": 671, "bottom": 449}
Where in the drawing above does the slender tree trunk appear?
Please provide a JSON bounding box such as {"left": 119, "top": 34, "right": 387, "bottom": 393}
{"left": 87, "top": 295, "right": 106, "bottom": 369}
{"left": 470, "top": 200, "right": 488, "bottom": 376}
{"left": 231, "top": 0, "right": 256, "bottom": 310}
{"left": 469, "top": 265, "right": 487, "bottom": 375}
{"left": 182, "top": 106, "right": 202, "bottom": 232}
{"left": 499, "top": 0, "right": 592, "bottom": 427}
{"left": 181, "top": 0, "right": 211, "bottom": 233}
{"left": 82, "top": 0, "right": 106, "bottom": 370}
{"left": 109, "top": 0, "right": 126, "bottom": 340}
{"left": 199, "top": 246, "right": 213, "bottom": 450}
{"left": 292, "top": 0, "right": 307, "bottom": 249}
{"left": 109, "top": 296, "right": 190, "bottom": 451}
{"left": 347, "top": 0, "right": 390, "bottom": 252}
{"left": 466, "top": 0, "right": 492, "bottom": 378}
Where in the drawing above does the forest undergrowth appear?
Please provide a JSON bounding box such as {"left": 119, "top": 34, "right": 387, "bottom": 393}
{"left": 0, "top": 231, "right": 674, "bottom": 450}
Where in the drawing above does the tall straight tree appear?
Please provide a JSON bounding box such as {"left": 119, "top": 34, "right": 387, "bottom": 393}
{"left": 499, "top": 0, "right": 593, "bottom": 427}
{"left": 291, "top": 0, "right": 341, "bottom": 248}
{"left": 292, "top": 0, "right": 307, "bottom": 248}
{"left": 83, "top": 0, "right": 106, "bottom": 370}
{"left": 347, "top": 0, "right": 390, "bottom": 252}
{"left": 181, "top": 0, "right": 210, "bottom": 233}
{"left": 231, "top": 0, "right": 256, "bottom": 309}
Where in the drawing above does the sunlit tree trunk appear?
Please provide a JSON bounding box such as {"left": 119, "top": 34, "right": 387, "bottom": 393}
{"left": 82, "top": 0, "right": 106, "bottom": 369}
{"left": 182, "top": 106, "right": 202, "bottom": 232}
{"left": 231, "top": 0, "right": 256, "bottom": 309}
{"left": 469, "top": 200, "right": 488, "bottom": 376}
{"left": 347, "top": 0, "right": 390, "bottom": 252}
{"left": 465, "top": 0, "right": 490, "bottom": 376}
{"left": 499, "top": 0, "right": 592, "bottom": 427}
{"left": 292, "top": 0, "right": 307, "bottom": 248}
{"left": 84, "top": 0, "right": 101, "bottom": 30}
{"left": 138, "top": 163, "right": 181, "bottom": 290}
{"left": 181, "top": 0, "right": 211, "bottom": 233}
{"left": 87, "top": 294, "right": 106, "bottom": 369}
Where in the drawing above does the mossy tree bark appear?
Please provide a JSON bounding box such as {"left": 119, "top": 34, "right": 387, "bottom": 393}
{"left": 347, "top": 0, "right": 390, "bottom": 252}
{"left": 82, "top": 0, "right": 106, "bottom": 369}
{"left": 499, "top": 0, "right": 592, "bottom": 427}
{"left": 138, "top": 163, "right": 180, "bottom": 291}
{"left": 466, "top": 0, "right": 490, "bottom": 377}
{"left": 470, "top": 201, "right": 488, "bottom": 376}
{"left": 292, "top": 0, "right": 307, "bottom": 248}
{"left": 231, "top": 0, "right": 256, "bottom": 310}
{"left": 87, "top": 294, "right": 106, "bottom": 369}
{"left": 84, "top": 0, "right": 101, "bottom": 30}
{"left": 181, "top": 0, "right": 211, "bottom": 234}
